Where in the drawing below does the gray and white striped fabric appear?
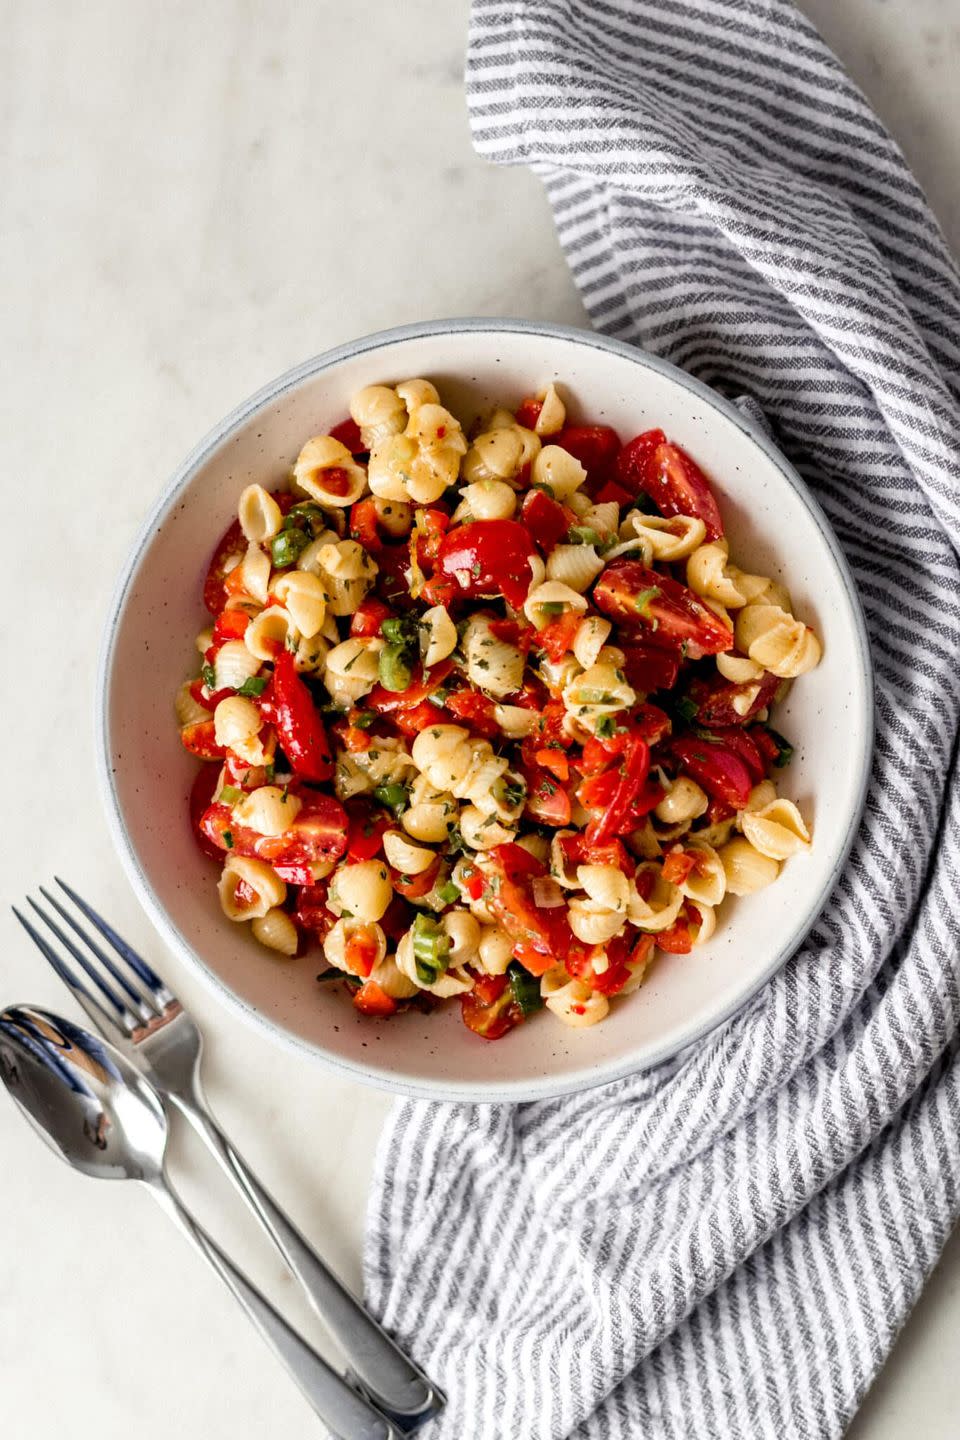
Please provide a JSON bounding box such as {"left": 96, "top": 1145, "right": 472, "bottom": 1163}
{"left": 363, "top": 3, "right": 960, "bottom": 1435}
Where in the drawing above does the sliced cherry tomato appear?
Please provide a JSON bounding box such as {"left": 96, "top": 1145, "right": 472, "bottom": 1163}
{"left": 554, "top": 425, "right": 621, "bottom": 487}
{"left": 261, "top": 651, "right": 332, "bottom": 782}
{"left": 593, "top": 478, "right": 634, "bottom": 508}
{"left": 523, "top": 768, "right": 572, "bottom": 827}
{"left": 656, "top": 904, "right": 702, "bottom": 954}
{"left": 412, "top": 507, "right": 450, "bottom": 570}
{"left": 436, "top": 520, "right": 536, "bottom": 609}
{"left": 483, "top": 843, "right": 572, "bottom": 968}
{"left": 329, "top": 417, "right": 365, "bottom": 455}
{"left": 351, "top": 599, "right": 391, "bottom": 639}
{"left": 533, "top": 747, "right": 569, "bottom": 782}
{"left": 446, "top": 689, "right": 499, "bottom": 739}
{"left": 366, "top": 661, "right": 452, "bottom": 717}
{"left": 701, "top": 727, "right": 766, "bottom": 784}
{"left": 271, "top": 863, "right": 314, "bottom": 885}
{"left": 584, "top": 734, "right": 651, "bottom": 847}
{"left": 537, "top": 611, "right": 583, "bottom": 663}
{"left": 521, "top": 489, "right": 573, "bottom": 554}
{"left": 474, "top": 973, "right": 509, "bottom": 1005}
{"left": 200, "top": 791, "right": 348, "bottom": 867}
{"left": 346, "top": 803, "right": 390, "bottom": 861}
{"left": 294, "top": 881, "right": 336, "bottom": 938}
{"left": 519, "top": 700, "right": 571, "bottom": 773}
{"left": 594, "top": 561, "right": 734, "bottom": 659}
{"left": 460, "top": 984, "right": 522, "bottom": 1040}
{"left": 352, "top": 980, "right": 397, "bottom": 1016}
{"left": 617, "top": 433, "right": 724, "bottom": 540}
{"left": 661, "top": 848, "right": 698, "bottom": 886}
{"left": 667, "top": 736, "right": 753, "bottom": 810}
{"left": 514, "top": 397, "right": 543, "bottom": 430}
{"left": 180, "top": 720, "right": 225, "bottom": 761}
{"left": 420, "top": 574, "right": 458, "bottom": 608}
{"left": 374, "top": 542, "right": 415, "bottom": 607}
{"left": 688, "top": 670, "right": 780, "bottom": 729}
{"left": 189, "top": 765, "right": 225, "bottom": 860}
{"left": 345, "top": 926, "right": 382, "bottom": 978}
{"left": 203, "top": 519, "right": 247, "bottom": 615}
{"left": 390, "top": 857, "right": 442, "bottom": 899}
{"left": 349, "top": 498, "right": 384, "bottom": 553}
{"left": 620, "top": 644, "right": 680, "bottom": 696}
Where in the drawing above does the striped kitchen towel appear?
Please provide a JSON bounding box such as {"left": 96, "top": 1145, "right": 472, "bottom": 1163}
{"left": 364, "top": 2, "right": 960, "bottom": 1436}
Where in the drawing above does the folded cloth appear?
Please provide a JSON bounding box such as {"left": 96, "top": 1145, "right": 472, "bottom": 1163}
{"left": 364, "top": 2, "right": 960, "bottom": 1435}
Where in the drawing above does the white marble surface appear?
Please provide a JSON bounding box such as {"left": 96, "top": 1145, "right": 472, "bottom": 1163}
{"left": 1, "top": 1, "right": 957, "bottom": 1435}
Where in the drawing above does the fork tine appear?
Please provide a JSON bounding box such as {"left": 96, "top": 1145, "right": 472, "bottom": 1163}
{"left": 12, "top": 905, "right": 137, "bottom": 1039}
{"left": 24, "top": 898, "right": 144, "bottom": 1034}
{"left": 37, "top": 885, "right": 163, "bottom": 1019}
{"left": 54, "top": 877, "right": 175, "bottom": 1007}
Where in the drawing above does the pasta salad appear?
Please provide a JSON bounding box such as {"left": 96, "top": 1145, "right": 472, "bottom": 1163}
{"left": 177, "top": 378, "right": 821, "bottom": 1039}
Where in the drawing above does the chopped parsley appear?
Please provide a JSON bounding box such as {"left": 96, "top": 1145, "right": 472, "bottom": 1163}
{"left": 200, "top": 663, "right": 217, "bottom": 690}
{"left": 223, "top": 830, "right": 234, "bottom": 849}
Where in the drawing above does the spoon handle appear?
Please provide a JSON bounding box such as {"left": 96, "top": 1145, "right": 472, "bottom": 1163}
{"left": 169, "top": 1093, "right": 441, "bottom": 1428}
{"left": 149, "top": 1179, "right": 404, "bottom": 1440}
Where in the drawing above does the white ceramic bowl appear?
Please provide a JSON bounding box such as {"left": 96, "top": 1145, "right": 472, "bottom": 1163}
{"left": 98, "top": 319, "right": 872, "bottom": 1102}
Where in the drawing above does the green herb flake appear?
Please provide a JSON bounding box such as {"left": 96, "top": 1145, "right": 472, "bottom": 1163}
{"left": 237, "top": 675, "right": 268, "bottom": 697}
{"left": 201, "top": 663, "right": 217, "bottom": 690}
{"left": 223, "top": 830, "right": 234, "bottom": 849}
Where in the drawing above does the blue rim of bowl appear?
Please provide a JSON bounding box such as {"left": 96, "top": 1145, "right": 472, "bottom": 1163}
{"left": 97, "top": 317, "right": 874, "bottom": 1104}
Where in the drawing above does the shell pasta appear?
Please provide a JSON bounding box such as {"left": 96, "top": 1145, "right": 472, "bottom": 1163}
{"left": 178, "top": 377, "right": 820, "bottom": 1040}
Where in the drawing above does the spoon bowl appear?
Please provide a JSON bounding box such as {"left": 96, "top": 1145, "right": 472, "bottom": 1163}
{"left": 0, "top": 1005, "right": 166, "bottom": 1182}
{"left": 0, "top": 1003, "right": 406, "bottom": 1438}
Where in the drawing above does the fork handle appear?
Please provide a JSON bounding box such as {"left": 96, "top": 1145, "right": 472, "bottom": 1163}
{"left": 170, "top": 1094, "right": 441, "bottom": 1429}
{"left": 150, "top": 1180, "right": 404, "bottom": 1440}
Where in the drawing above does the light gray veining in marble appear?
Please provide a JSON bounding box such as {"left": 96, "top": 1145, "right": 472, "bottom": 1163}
{"left": 0, "top": 2, "right": 956, "bottom": 1436}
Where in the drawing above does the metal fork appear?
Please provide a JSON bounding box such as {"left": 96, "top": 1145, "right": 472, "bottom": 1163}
{"left": 13, "top": 880, "right": 442, "bottom": 1434}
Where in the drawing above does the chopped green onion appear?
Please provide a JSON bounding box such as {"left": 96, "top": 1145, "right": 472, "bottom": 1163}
{"left": 264, "top": 762, "right": 276, "bottom": 782}
{"left": 201, "top": 662, "right": 217, "bottom": 690}
{"left": 568, "top": 526, "right": 602, "bottom": 547}
{"left": 379, "top": 643, "right": 413, "bottom": 693}
{"left": 381, "top": 615, "right": 420, "bottom": 647}
{"left": 437, "top": 880, "right": 460, "bottom": 905}
{"left": 633, "top": 586, "right": 661, "bottom": 622}
{"left": 285, "top": 502, "right": 326, "bottom": 534}
{"left": 539, "top": 601, "right": 565, "bottom": 616}
{"left": 237, "top": 675, "right": 268, "bottom": 697}
{"left": 316, "top": 967, "right": 349, "bottom": 984}
{"left": 351, "top": 708, "right": 377, "bottom": 730}
{"left": 219, "top": 785, "right": 242, "bottom": 805}
{"left": 507, "top": 961, "right": 544, "bottom": 1016}
{"left": 411, "top": 913, "right": 452, "bottom": 986}
{"left": 373, "top": 781, "right": 410, "bottom": 817}
{"left": 530, "top": 481, "right": 556, "bottom": 497}
{"left": 271, "top": 527, "right": 310, "bottom": 568}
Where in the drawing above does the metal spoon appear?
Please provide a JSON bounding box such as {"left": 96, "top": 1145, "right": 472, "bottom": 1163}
{"left": 0, "top": 1006, "right": 403, "bottom": 1440}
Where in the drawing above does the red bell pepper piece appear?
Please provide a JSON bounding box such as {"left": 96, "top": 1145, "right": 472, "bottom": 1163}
{"left": 261, "top": 651, "right": 333, "bottom": 782}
